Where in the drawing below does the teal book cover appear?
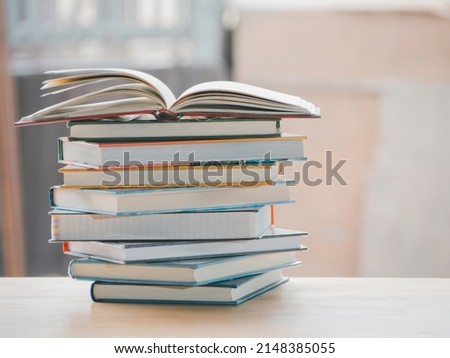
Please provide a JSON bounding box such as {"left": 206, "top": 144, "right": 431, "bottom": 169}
{"left": 89, "top": 270, "right": 289, "bottom": 305}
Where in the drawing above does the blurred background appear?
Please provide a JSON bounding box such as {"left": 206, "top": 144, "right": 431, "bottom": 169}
{"left": 1, "top": 0, "right": 449, "bottom": 278}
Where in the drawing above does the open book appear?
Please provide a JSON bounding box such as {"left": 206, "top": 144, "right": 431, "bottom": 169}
{"left": 14, "top": 68, "right": 320, "bottom": 126}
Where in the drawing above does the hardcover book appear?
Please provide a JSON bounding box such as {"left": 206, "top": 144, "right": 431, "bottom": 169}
{"left": 58, "top": 162, "right": 281, "bottom": 188}
{"left": 61, "top": 227, "right": 308, "bottom": 263}
{"left": 49, "top": 181, "right": 292, "bottom": 215}
{"left": 68, "top": 251, "right": 300, "bottom": 285}
{"left": 15, "top": 68, "right": 320, "bottom": 126}
{"left": 57, "top": 134, "right": 306, "bottom": 168}
{"left": 89, "top": 269, "right": 288, "bottom": 305}
{"left": 50, "top": 205, "right": 273, "bottom": 242}
{"left": 67, "top": 118, "right": 281, "bottom": 141}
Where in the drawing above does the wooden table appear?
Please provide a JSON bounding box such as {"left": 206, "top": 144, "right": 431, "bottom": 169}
{"left": 1, "top": 277, "right": 449, "bottom": 338}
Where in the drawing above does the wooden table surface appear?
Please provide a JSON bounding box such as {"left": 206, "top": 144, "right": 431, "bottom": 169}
{"left": 1, "top": 277, "right": 449, "bottom": 338}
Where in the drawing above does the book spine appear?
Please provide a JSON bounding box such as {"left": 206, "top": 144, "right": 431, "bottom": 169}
{"left": 90, "top": 282, "right": 100, "bottom": 302}
{"left": 48, "top": 187, "right": 56, "bottom": 208}
{"left": 57, "top": 138, "right": 64, "bottom": 163}
{"left": 50, "top": 213, "right": 60, "bottom": 241}
{"left": 67, "top": 259, "right": 76, "bottom": 279}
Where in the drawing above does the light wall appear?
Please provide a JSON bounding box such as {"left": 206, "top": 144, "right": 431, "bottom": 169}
{"left": 232, "top": 9, "right": 450, "bottom": 277}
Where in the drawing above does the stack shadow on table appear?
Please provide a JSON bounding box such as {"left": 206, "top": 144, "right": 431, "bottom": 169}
{"left": 16, "top": 68, "right": 320, "bottom": 305}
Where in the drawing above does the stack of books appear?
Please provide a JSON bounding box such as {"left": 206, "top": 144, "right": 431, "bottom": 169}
{"left": 15, "top": 68, "right": 320, "bottom": 305}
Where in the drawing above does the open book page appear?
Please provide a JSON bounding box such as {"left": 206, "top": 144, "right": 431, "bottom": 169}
{"left": 177, "top": 81, "right": 303, "bottom": 107}
{"left": 42, "top": 68, "right": 177, "bottom": 107}
{"left": 171, "top": 94, "right": 315, "bottom": 114}
{"left": 18, "top": 84, "right": 164, "bottom": 124}
{"left": 173, "top": 81, "right": 320, "bottom": 116}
